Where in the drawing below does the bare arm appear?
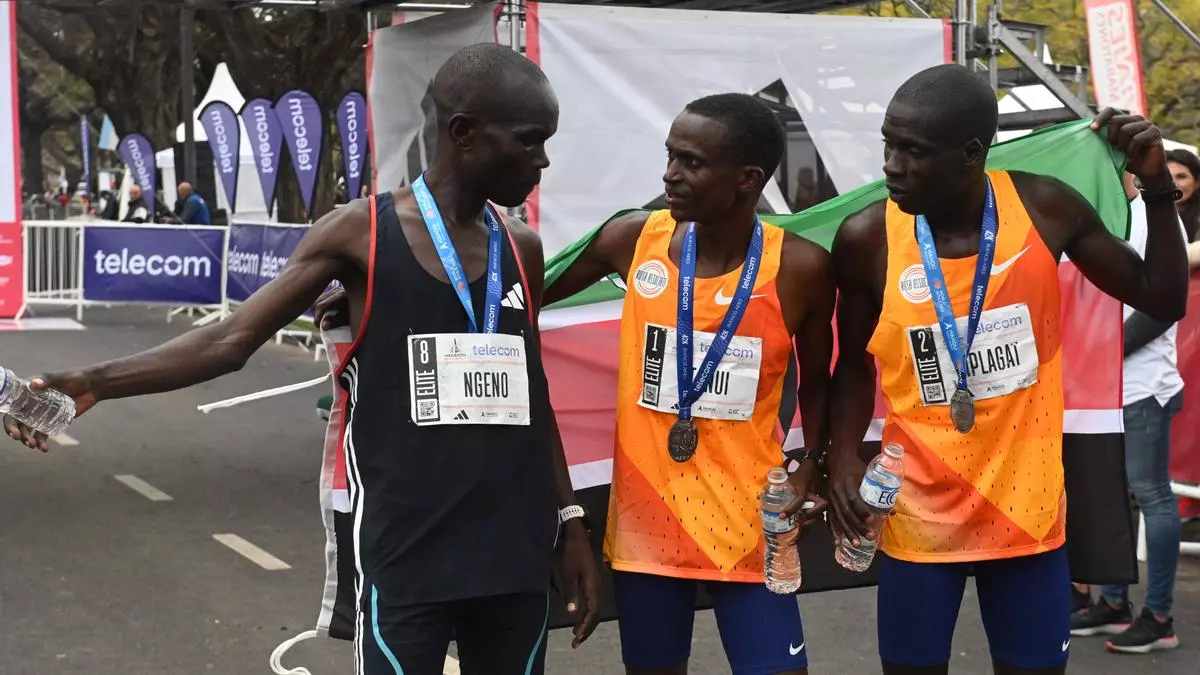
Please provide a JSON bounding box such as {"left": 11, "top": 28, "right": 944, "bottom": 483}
{"left": 507, "top": 218, "right": 600, "bottom": 647}
{"left": 1017, "top": 173, "right": 1188, "bottom": 323}
{"left": 826, "top": 202, "right": 887, "bottom": 541}
{"left": 85, "top": 201, "right": 365, "bottom": 401}
{"left": 542, "top": 210, "right": 648, "bottom": 306}
{"left": 778, "top": 234, "right": 835, "bottom": 456}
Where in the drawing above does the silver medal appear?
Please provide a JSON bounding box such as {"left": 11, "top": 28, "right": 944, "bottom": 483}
{"left": 950, "top": 387, "right": 975, "bottom": 434}
{"left": 667, "top": 418, "right": 699, "bottom": 463}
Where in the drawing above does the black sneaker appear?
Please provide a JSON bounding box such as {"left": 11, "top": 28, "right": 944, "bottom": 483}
{"left": 1071, "top": 586, "right": 1091, "bottom": 613}
{"left": 1106, "top": 608, "right": 1180, "bottom": 654}
{"left": 1071, "top": 599, "right": 1133, "bottom": 637}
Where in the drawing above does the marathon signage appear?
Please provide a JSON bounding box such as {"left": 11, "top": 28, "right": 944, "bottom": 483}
{"left": 336, "top": 92, "right": 368, "bottom": 201}
{"left": 83, "top": 226, "right": 225, "bottom": 305}
{"left": 118, "top": 133, "right": 157, "bottom": 215}
{"left": 274, "top": 90, "right": 323, "bottom": 219}
{"left": 241, "top": 98, "right": 283, "bottom": 217}
{"left": 200, "top": 101, "right": 241, "bottom": 214}
{"left": 225, "top": 222, "right": 308, "bottom": 302}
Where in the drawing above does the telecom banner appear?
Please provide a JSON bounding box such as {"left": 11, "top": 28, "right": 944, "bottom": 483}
{"left": 83, "top": 226, "right": 225, "bottom": 305}
{"left": 225, "top": 222, "right": 307, "bottom": 302}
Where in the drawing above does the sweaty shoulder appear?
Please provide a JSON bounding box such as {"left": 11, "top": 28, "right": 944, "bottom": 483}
{"left": 595, "top": 209, "right": 652, "bottom": 279}
{"left": 1008, "top": 170, "right": 1100, "bottom": 258}
{"left": 833, "top": 200, "right": 887, "bottom": 279}
{"left": 776, "top": 231, "right": 835, "bottom": 333}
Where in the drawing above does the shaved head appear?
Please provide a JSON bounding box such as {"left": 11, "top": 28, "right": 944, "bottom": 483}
{"left": 890, "top": 64, "right": 998, "bottom": 147}
{"left": 430, "top": 42, "right": 551, "bottom": 127}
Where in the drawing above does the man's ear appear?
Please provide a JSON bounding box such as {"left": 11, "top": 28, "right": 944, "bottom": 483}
{"left": 964, "top": 138, "right": 986, "bottom": 168}
{"left": 741, "top": 166, "right": 767, "bottom": 193}
{"left": 447, "top": 112, "right": 479, "bottom": 150}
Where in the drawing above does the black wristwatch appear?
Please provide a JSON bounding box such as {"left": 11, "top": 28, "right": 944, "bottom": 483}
{"left": 1140, "top": 180, "right": 1183, "bottom": 204}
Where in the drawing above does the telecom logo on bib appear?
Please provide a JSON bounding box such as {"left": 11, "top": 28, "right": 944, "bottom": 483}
{"left": 633, "top": 259, "right": 669, "bottom": 299}
{"left": 899, "top": 263, "right": 931, "bottom": 304}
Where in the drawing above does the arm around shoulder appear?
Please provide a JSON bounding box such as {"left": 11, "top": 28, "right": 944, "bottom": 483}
{"left": 542, "top": 210, "right": 650, "bottom": 306}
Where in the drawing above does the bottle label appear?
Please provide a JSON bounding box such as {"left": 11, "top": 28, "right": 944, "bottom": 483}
{"left": 762, "top": 508, "right": 797, "bottom": 534}
{"left": 859, "top": 477, "right": 899, "bottom": 510}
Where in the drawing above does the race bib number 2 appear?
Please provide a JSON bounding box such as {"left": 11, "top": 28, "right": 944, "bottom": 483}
{"left": 638, "top": 323, "right": 763, "bottom": 421}
{"left": 407, "top": 333, "right": 530, "bottom": 426}
{"left": 906, "top": 303, "right": 1039, "bottom": 407}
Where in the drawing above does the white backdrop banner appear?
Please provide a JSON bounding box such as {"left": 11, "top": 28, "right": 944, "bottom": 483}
{"left": 368, "top": 4, "right": 496, "bottom": 194}
{"left": 529, "top": 4, "right": 946, "bottom": 255}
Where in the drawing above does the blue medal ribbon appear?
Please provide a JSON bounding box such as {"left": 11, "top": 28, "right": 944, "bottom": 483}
{"left": 914, "top": 176, "right": 998, "bottom": 397}
{"left": 413, "top": 175, "right": 504, "bottom": 334}
{"left": 675, "top": 218, "right": 764, "bottom": 421}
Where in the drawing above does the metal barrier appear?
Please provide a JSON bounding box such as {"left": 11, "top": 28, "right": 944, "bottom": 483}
{"left": 22, "top": 220, "right": 85, "bottom": 321}
{"left": 1136, "top": 482, "right": 1200, "bottom": 561}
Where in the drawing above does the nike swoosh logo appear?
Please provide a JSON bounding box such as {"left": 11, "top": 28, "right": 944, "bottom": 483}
{"left": 990, "top": 246, "right": 1030, "bottom": 276}
{"left": 789, "top": 642, "right": 805, "bottom": 656}
{"left": 714, "top": 288, "right": 767, "bottom": 305}
{"left": 1061, "top": 639, "right": 1070, "bottom": 652}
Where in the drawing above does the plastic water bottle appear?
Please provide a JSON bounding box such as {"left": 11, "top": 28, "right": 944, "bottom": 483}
{"left": 835, "top": 442, "right": 905, "bottom": 573}
{"left": 761, "top": 467, "right": 804, "bottom": 594}
{"left": 0, "top": 368, "right": 76, "bottom": 436}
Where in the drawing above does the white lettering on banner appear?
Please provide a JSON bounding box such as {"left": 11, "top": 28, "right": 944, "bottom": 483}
{"left": 125, "top": 138, "right": 152, "bottom": 193}
{"left": 344, "top": 103, "right": 361, "bottom": 178}
{"left": 637, "top": 323, "right": 763, "bottom": 421}
{"left": 209, "top": 109, "right": 234, "bottom": 175}
{"left": 227, "top": 246, "right": 260, "bottom": 276}
{"left": 905, "top": 303, "right": 1039, "bottom": 407}
{"left": 92, "top": 249, "right": 213, "bottom": 278}
{"left": 252, "top": 106, "right": 276, "bottom": 174}
{"left": 259, "top": 250, "right": 288, "bottom": 280}
{"left": 288, "top": 98, "right": 313, "bottom": 170}
{"left": 407, "top": 333, "right": 530, "bottom": 427}
{"left": 1084, "top": 0, "right": 1145, "bottom": 116}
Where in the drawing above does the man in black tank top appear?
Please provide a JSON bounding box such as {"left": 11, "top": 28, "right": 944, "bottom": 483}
{"left": 5, "top": 43, "right": 600, "bottom": 675}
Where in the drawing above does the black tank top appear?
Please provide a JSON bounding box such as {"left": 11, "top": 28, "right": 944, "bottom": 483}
{"left": 339, "top": 192, "right": 557, "bottom": 605}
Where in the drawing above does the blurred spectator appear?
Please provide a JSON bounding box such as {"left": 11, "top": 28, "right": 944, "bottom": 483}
{"left": 1166, "top": 149, "right": 1200, "bottom": 241}
{"left": 173, "top": 182, "right": 210, "bottom": 225}
{"left": 124, "top": 184, "right": 150, "bottom": 223}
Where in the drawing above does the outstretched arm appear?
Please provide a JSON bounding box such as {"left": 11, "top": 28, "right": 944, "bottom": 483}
{"left": 5, "top": 200, "right": 366, "bottom": 451}
{"left": 542, "top": 210, "right": 649, "bottom": 306}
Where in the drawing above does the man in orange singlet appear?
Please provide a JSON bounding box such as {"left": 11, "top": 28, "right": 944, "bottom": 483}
{"left": 545, "top": 93, "right": 835, "bottom": 675}
{"left": 827, "top": 65, "right": 1188, "bottom": 675}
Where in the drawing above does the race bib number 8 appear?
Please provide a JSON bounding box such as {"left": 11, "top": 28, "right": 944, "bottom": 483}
{"left": 407, "top": 333, "right": 530, "bottom": 426}
{"left": 906, "top": 303, "right": 1039, "bottom": 406}
{"left": 637, "top": 323, "right": 762, "bottom": 421}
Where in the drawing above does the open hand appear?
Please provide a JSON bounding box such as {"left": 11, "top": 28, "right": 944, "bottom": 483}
{"left": 3, "top": 371, "right": 96, "bottom": 452}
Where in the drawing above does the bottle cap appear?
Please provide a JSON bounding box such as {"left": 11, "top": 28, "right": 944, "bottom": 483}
{"left": 767, "top": 467, "right": 788, "bottom": 484}
{"left": 884, "top": 442, "right": 904, "bottom": 458}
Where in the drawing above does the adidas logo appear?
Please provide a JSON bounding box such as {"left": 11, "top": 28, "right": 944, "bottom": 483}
{"left": 500, "top": 282, "right": 525, "bottom": 310}
{"left": 454, "top": 410, "right": 470, "bottom": 421}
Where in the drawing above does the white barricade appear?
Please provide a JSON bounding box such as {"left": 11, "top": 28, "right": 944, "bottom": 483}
{"left": 1136, "top": 481, "right": 1200, "bottom": 561}
{"left": 22, "top": 220, "right": 85, "bottom": 321}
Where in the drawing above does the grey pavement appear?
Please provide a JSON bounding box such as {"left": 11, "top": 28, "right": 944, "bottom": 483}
{"left": 0, "top": 306, "right": 1197, "bottom": 675}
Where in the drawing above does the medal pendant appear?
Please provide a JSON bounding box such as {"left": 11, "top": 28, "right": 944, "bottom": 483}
{"left": 667, "top": 418, "right": 699, "bottom": 463}
{"left": 950, "top": 388, "right": 975, "bottom": 434}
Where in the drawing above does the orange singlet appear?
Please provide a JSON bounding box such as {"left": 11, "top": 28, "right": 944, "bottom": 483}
{"left": 868, "top": 170, "right": 1066, "bottom": 563}
{"left": 604, "top": 210, "right": 793, "bottom": 582}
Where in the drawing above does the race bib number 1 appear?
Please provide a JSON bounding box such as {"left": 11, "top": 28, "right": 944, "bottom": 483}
{"left": 638, "top": 323, "right": 762, "bottom": 421}
{"left": 906, "top": 303, "right": 1039, "bottom": 406}
{"left": 407, "top": 333, "right": 531, "bottom": 426}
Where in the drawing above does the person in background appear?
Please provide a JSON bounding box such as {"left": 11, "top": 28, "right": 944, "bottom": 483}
{"left": 123, "top": 184, "right": 150, "bottom": 223}
{"left": 1069, "top": 172, "right": 1185, "bottom": 654}
{"left": 1167, "top": 149, "right": 1200, "bottom": 242}
{"left": 175, "top": 182, "right": 211, "bottom": 225}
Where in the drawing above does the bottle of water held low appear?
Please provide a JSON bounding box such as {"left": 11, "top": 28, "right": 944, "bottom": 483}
{"left": 0, "top": 368, "right": 76, "bottom": 437}
{"left": 761, "top": 467, "right": 803, "bottom": 594}
{"left": 835, "top": 442, "right": 905, "bottom": 573}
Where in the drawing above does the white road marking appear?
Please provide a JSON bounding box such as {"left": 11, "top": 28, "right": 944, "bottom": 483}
{"left": 53, "top": 434, "right": 78, "bottom": 446}
{"left": 113, "top": 474, "right": 173, "bottom": 502}
{"left": 444, "top": 655, "right": 460, "bottom": 675}
{"left": 212, "top": 534, "right": 292, "bottom": 571}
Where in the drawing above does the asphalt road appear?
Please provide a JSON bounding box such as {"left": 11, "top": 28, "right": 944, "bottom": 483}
{"left": 1, "top": 306, "right": 1197, "bottom": 675}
